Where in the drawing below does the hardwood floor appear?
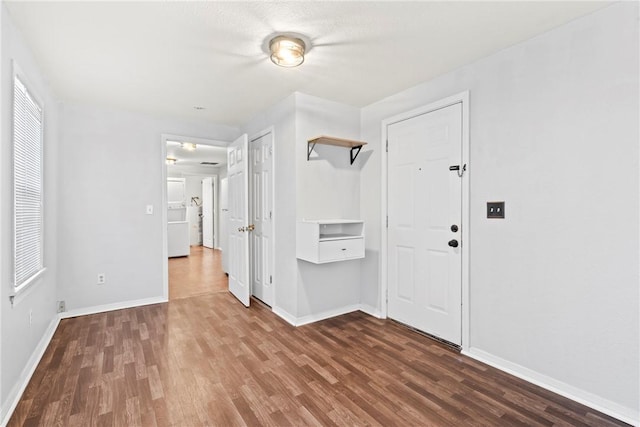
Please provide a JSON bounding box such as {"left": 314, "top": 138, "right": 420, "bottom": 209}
{"left": 169, "top": 246, "right": 228, "bottom": 300}
{"left": 9, "top": 292, "right": 627, "bottom": 426}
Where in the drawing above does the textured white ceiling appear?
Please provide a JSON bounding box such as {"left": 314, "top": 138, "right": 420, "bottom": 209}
{"left": 5, "top": 1, "right": 610, "bottom": 127}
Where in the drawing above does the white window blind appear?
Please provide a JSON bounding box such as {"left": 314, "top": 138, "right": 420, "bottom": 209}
{"left": 13, "top": 75, "right": 44, "bottom": 290}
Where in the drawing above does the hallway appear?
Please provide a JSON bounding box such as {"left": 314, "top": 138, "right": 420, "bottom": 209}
{"left": 168, "top": 246, "right": 228, "bottom": 300}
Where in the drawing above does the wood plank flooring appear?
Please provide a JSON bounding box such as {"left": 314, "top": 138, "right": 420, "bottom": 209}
{"left": 169, "top": 246, "right": 228, "bottom": 300}
{"left": 9, "top": 292, "right": 628, "bottom": 426}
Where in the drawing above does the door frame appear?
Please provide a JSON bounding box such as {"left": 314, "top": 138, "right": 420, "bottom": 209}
{"left": 248, "top": 127, "right": 276, "bottom": 308}
{"left": 201, "top": 175, "right": 218, "bottom": 249}
{"left": 161, "top": 133, "right": 229, "bottom": 301}
{"left": 380, "top": 91, "right": 470, "bottom": 350}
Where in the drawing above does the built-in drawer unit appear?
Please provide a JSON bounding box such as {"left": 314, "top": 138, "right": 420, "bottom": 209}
{"left": 297, "top": 220, "right": 365, "bottom": 264}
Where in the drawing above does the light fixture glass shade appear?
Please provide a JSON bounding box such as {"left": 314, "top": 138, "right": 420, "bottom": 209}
{"left": 181, "top": 142, "right": 196, "bottom": 151}
{"left": 269, "top": 36, "right": 305, "bottom": 67}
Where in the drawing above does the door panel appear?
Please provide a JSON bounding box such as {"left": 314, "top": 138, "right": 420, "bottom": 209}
{"left": 249, "top": 133, "right": 273, "bottom": 306}
{"left": 228, "top": 134, "right": 250, "bottom": 307}
{"left": 202, "top": 177, "right": 214, "bottom": 248}
{"left": 388, "top": 103, "right": 462, "bottom": 345}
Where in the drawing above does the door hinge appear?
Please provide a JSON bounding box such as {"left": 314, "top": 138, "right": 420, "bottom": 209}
{"left": 269, "top": 210, "right": 272, "bottom": 220}
{"left": 386, "top": 139, "right": 389, "bottom": 153}
{"left": 269, "top": 275, "right": 272, "bottom": 284}
{"left": 386, "top": 216, "right": 389, "bottom": 228}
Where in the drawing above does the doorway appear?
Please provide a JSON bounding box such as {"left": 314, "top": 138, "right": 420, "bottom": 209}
{"left": 161, "top": 134, "right": 229, "bottom": 301}
{"left": 381, "top": 92, "right": 470, "bottom": 348}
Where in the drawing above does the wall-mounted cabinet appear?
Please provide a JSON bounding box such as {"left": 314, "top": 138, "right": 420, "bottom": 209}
{"left": 297, "top": 220, "right": 365, "bottom": 264}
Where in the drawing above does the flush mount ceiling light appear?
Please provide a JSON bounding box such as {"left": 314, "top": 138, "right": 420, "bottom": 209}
{"left": 166, "top": 157, "right": 177, "bottom": 165}
{"left": 181, "top": 142, "right": 196, "bottom": 151}
{"left": 269, "top": 35, "right": 306, "bottom": 67}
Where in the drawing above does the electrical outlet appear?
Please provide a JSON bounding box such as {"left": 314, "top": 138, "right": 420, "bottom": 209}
{"left": 97, "top": 273, "right": 106, "bottom": 285}
{"left": 57, "top": 300, "right": 66, "bottom": 313}
{"left": 146, "top": 204, "right": 153, "bottom": 215}
{"left": 487, "top": 201, "right": 505, "bottom": 219}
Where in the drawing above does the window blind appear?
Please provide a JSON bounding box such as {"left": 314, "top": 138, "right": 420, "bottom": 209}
{"left": 13, "top": 75, "right": 43, "bottom": 289}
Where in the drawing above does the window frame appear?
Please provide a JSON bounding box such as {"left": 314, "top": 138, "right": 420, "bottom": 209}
{"left": 12, "top": 61, "right": 46, "bottom": 296}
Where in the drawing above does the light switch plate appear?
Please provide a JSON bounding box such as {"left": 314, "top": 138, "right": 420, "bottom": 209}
{"left": 146, "top": 205, "right": 153, "bottom": 215}
{"left": 487, "top": 201, "right": 505, "bottom": 219}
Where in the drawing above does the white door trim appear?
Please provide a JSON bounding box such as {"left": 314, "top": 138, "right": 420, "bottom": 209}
{"left": 160, "top": 133, "right": 230, "bottom": 301}
{"left": 380, "top": 91, "right": 470, "bottom": 350}
{"left": 249, "top": 127, "right": 276, "bottom": 308}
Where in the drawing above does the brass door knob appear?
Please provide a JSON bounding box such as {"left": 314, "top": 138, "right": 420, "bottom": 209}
{"left": 247, "top": 224, "right": 255, "bottom": 232}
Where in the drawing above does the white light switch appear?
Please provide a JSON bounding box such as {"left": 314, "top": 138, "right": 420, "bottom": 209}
{"left": 146, "top": 205, "right": 153, "bottom": 215}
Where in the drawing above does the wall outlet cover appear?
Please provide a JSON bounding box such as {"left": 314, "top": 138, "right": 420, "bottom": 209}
{"left": 487, "top": 201, "right": 505, "bottom": 218}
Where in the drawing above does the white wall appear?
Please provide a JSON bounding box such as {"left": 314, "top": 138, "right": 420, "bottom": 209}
{"left": 295, "top": 93, "right": 362, "bottom": 319}
{"left": 360, "top": 2, "right": 638, "bottom": 421}
{"left": 0, "top": 4, "right": 59, "bottom": 419}
{"left": 242, "top": 93, "right": 364, "bottom": 322}
{"left": 57, "top": 103, "right": 238, "bottom": 311}
{"left": 242, "top": 94, "right": 298, "bottom": 318}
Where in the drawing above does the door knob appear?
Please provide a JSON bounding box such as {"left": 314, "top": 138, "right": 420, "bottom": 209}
{"left": 451, "top": 224, "right": 458, "bottom": 232}
{"left": 448, "top": 239, "right": 459, "bottom": 248}
{"left": 247, "top": 224, "right": 255, "bottom": 232}
{"left": 238, "top": 226, "right": 245, "bottom": 232}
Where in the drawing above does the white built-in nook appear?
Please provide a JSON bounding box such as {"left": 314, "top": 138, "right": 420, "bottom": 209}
{"left": 297, "top": 220, "right": 365, "bottom": 264}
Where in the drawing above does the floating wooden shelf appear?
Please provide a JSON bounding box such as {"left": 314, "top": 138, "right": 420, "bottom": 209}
{"left": 307, "top": 135, "right": 368, "bottom": 165}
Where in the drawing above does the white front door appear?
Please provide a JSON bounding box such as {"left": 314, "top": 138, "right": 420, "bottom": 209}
{"left": 202, "top": 177, "right": 214, "bottom": 249}
{"left": 227, "top": 134, "right": 250, "bottom": 307}
{"left": 387, "top": 102, "right": 463, "bottom": 345}
{"left": 249, "top": 132, "right": 273, "bottom": 306}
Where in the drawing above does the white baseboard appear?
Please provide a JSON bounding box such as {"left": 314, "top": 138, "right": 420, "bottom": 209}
{"left": 295, "top": 304, "right": 361, "bottom": 326}
{"left": 358, "top": 303, "right": 382, "bottom": 318}
{"left": 59, "top": 296, "right": 167, "bottom": 319}
{"left": 1, "top": 315, "right": 60, "bottom": 427}
{"left": 463, "top": 347, "right": 639, "bottom": 426}
{"left": 272, "top": 306, "right": 297, "bottom": 326}
{"left": 272, "top": 304, "right": 362, "bottom": 327}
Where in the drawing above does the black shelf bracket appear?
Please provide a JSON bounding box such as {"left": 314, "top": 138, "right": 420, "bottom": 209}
{"left": 307, "top": 142, "right": 317, "bottom": 161}
{"left": 350, "top": 145, "right": 363, "bottom": 165}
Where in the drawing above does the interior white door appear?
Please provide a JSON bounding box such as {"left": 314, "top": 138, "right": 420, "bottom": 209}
{"left": 202, "top": 177, "right": 214, "bottom": 248}
{"left": 249, "top": 132, "right": 273, "bottom": 306}
{"left": 227, "top": 134, "right": 250, "bottom": 307}
{"left": 387, "top": 103, "right": 463, "bottom": 345}
{"left": 220, "top": 177, "right": 229, "bottom": 273}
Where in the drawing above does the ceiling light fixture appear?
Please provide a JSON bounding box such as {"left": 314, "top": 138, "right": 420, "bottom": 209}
{"left": 166, "top": 157, "right": 177, "bottom": 165}
{"left": 181, "top": 142, "right": 196, "bottom": 151}
{"left": 269, "top": 35, "right": 306, "bottom": 67}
